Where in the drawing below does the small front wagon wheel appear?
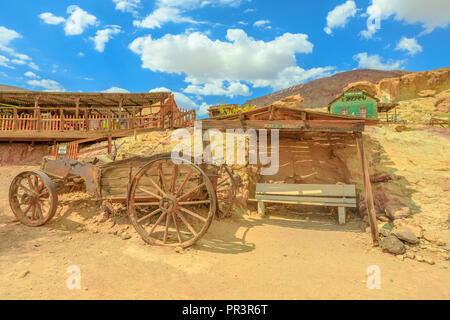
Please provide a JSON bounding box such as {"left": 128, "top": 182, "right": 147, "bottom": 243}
{"left": 9, "top": 170, "right": 58, "bottom": 227}
{"left": 127, "top": 154, "right": 216, "bottom": 248}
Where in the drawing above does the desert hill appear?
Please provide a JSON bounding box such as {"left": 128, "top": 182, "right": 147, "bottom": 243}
{"left": 242, "top": 69, "right": 409, "bottom": 108}
{"left": 0, "top": 84, "right": 28, "bottom": 92}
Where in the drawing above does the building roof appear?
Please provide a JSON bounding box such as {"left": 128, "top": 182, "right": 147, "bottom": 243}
{"left": 201, "top": 105, "right": 377, "bottom": 133}
{"left": 328, "top": 90, "right": 380, "bottom": 106}
{"left": 0, "top": 91, "right": 173, "bottom": 108}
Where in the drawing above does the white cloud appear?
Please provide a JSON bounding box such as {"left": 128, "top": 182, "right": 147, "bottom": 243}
{"left": 90, "top": 26, "right": 121, "bottom": 52}
{"left": 39, "top": 12, "right": 66, "bottom": 25}
{"left": 102, "top": 87, "right": 130, "bottom": 93}
{"left": 133, "top": 7, "right": 197, "bottom": 29}
{"left": 0, "top": 55, "right": 13, "bottom": 69}
{"left": 134, "top": 0, "right": 248, "bottom": 29}
{"left": 0, "top": 26, "right": 39, "bottom": 70}
{"left": 324, "top": 0, "right": 357, "bottom": 35}
{"left": 353, "top": 52, "right": 406, "bottom": 71}
{"left": 361, "top": 0, "right": 450, "bottom": 38}
{"left": 113, "top": 0, "right": 141, "bottom": 16}
{"left": 150, "top": 87, "right": 199, "bottom": 110}
{"left": 130, "top": 29, "right": 326, "bottom": 92}
{"left": 27, "top": 79, "right": 65, "bottom": 92}
{"left": 184, "top": 80, "right": 251, "bottom": 98}
{"left": 24, "top": 71, "right": 40, "bottom": 79}
{"left": 253, "top": 20, "right": 270, "bottom": 27}
{"left": 65, "top": 5, "right": 99, "bottom": 36}
{"left": 40, "top": 6, "right": 98, "bottom": 36}
{"left": 78, "top": 52, "right": 85, "bottom": 57}
{"left": 395, "top": 37, "right": 422, "bottom": 55}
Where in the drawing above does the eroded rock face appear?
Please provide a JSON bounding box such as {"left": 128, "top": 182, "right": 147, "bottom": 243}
{"left": 271, "top": 94, "right": 304, "bottom": 110}
{"left": 380, "top": 235, "right": 406, "bottom": 255}
{"left": 377, "top": 67, "right": 450, "bottom": 102}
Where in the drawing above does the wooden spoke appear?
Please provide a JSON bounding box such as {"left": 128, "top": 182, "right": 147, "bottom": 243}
{"left": 178, "top": 200, "right": 211, "bottom": 205}
{"left": 148, "top": 212, "right": 167, "bottom": 236}
{"left": 171, "top": 212, "right": 182, "bottom": 244}
{"left": 23, "top": 203, "right": 32, "bottom": 215}
{"left": 26, "top": 176, "right": 33, "bottom": 191}
{"left": 137, "top": 187, "right": 162, "bottom": 200}
{"left": 137, "top": 208, "right": 162, "bottom": 223}
{"left": 134, "top": 202, "right": 160, "bottom": 207}
{"left": 19, "top": 183, "right": 34, "bottom": 194}
{"left": 171, "top": 165, "right": 178, "bottom": 193}
{"left": 178, "top": 206, "right": 207, "bottom": 222}
{"left": 36, "top": 202, "right": 43, "bottom": 220}
{"left": 31, "top": 204, "right": 36, "bottom": 220}
{"left": 145, "top": 174, "right": 166, "bottom": 196}
{"left": 163, "top": 212, "right": 171, "bottom": 244}
{"left": 177, "top": 211, "right": 198, "bottom": 236}
{"left": 176, "top": 171, "right": 193, "bottom": 196}
{"left": 158, "top": 163, "right": 169, "bottom": 192}
{"left": 216, "top": 186, "right": 230, "bottom": 193}
{"left": 178, "top": 182, "right": 206, "bottom": 201}
{"left": 33, "top": 175, "right": 39, "bottom": 192}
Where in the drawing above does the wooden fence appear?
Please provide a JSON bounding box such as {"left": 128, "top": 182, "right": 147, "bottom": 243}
{"left": 0, "top": 109, "right": 196, "bottom": 133}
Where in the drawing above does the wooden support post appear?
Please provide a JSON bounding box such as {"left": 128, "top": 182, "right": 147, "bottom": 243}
{"left": 338, "top": 207, "right": 346, "bottom": 225}
{"left": 118, "top": 99, "right": 123, "bottom": 130}
{"left": 34, "top": 97, "right": 41, "bottom": 131}
{"left": 13, "top": 108, "right": 18, "bottom": 130}
{"left": 84, "top": 109, "right": 89, "bottom": 131}
{"left": 108, "top": 135, "right": 112, "bottom": 154}
{"left": 59, "top": 108, "right": 64, "bottom": 131}
{"left": 107, "top": 109, "right": 112, "bottom": 131}
{"left": 257, "top": 201, "right": 265, "bottom": 217}
{"left": 355, "top": 132, "right": 379, "bottom": 245}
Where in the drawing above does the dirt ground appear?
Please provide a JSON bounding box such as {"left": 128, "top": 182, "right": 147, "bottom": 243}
{"left": 0, "top": 156, "right": 449, "bottom": 299}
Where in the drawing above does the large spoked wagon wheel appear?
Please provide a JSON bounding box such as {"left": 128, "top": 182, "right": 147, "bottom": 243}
{"left": 9, "top": 170, "right": 58, "bottom": 227}
{"left": 127, "top": 154, "right": 217, "bottom": 248}
{"left": 215, "top": 165, "right": 236, "bottom": 219}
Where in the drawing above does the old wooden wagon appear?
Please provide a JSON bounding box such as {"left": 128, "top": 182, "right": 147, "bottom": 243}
{"left": 9, "top": 153, "right": 237, "bottom": 248}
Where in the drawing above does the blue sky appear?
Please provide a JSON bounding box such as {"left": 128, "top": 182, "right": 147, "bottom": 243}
{"left": 0, "top": 0, "right": 449, "bottom": 116}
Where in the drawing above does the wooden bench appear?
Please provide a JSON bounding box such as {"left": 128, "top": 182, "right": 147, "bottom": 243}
{"left": 255, "top": 183, "right": 357, "bottom": 224}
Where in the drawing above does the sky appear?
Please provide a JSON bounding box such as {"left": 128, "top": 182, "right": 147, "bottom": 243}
{"left": 0, "top": 0, "right": 449, "bottom": 117}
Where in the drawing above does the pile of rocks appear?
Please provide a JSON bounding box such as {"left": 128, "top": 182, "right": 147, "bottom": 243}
{"left": 378, "top": 218, "right": 449, "bottom": 264}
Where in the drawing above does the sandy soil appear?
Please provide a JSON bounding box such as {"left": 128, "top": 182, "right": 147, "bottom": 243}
{"left": 0, "top": 161, "right": 449, "bottom": 299}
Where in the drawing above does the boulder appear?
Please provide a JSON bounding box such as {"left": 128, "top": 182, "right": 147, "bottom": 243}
{"left": 393, "top": 219, "right": 423, "bottom": 238}
{"left": 380, "top": 235, "right": 406, "bottom": 255}
{"left": 392, "top": 226, "right": 419, "bottom": 244}
{"left": 343, "top": 81, "right": 378, "bottom": 97}
{"left": 271, "top": 94, "right": 304, "bottom": 110}
{"left": 385, "top": 205, "right": 410, "bottom": 220}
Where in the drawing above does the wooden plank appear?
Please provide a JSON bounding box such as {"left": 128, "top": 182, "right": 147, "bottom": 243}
{"left": 201, "top": 120, "right": 364, "bottom": 132}
{"left": 356, "top": 132, "right": 379, "bottom": 245}
{"left": 256, "top": 183, "right": 356, "bottom": 197}
{"left": 254, "top": 197, "right": 356, "bottom": 208}
{"left": 255, "top": 195, "right": 356, "bottom": 205}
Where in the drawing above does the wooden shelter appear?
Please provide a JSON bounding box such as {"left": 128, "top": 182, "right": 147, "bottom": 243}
{"left": 202, "top": 105, "right": 380, "bottom": 245}
{"left": 0, "top": 91, "right": 195, "bottom": 141}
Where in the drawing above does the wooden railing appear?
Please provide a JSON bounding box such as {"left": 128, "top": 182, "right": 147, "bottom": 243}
{"left": 0, "top": 109, "right": 196, "bottom": 132}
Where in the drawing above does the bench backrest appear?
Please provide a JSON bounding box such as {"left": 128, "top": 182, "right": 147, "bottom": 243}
{"left": 256, "top": 183, "right": 356, "bottom": 198}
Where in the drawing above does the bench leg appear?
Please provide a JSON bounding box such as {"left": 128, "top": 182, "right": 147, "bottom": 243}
{"left": 257, "top": 201, "right": 265, "bottom": 217}
{"left": 338, "top": 207, "right": 346, "bottom": 225}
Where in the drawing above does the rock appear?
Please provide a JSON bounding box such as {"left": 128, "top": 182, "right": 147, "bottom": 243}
{"left": 416, "top": 255, "right": 425, "bottom": 262}
{"left": 385, "top": 206, "right": 410, "bottom": 220}
{"left": 377, "top": 215, "right": 390, "bottom": 222}
{"left": 370, "top": 173, "right": 392, "bottom": 183}
{"left": 393, "top": 219, "right": 423, "bottom": 238}
{"left": 396, "top": 255, "right": 404, "bottom": 261}
{"left": 19, "top": 270, "right": 30, "bottom": 278}
{"left": 175, "top": 246, "right": 184, "bottom": 253}
{"left": 418, "top": 89, "right": 436, "bottom": 97}
{"left": 121, "top": 232, "right": 132, "bottom": 240}
{"left": 423, "top": 233, "right": 446, "bottom": 246}
{"left": 392, "top": 226, "right": 419, "bottom": 244}
{"left": 424, "top": 257, "right": 435, "bottom": 265}
{"left": 378, "top": 222, "right": 393, "bottom": 237}
{"left": 380, "top": 235, "right": 406, "bottom": 255}
{"left": 405, "top": 252, "right": 415, "bottom": 260}
{"left": 380, "top": 227, "right": 391, "bottom": 237}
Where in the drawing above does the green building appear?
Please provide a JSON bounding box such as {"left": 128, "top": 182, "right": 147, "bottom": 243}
{"left": 328, "top": 90, "right": 378, "bottom": 119}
